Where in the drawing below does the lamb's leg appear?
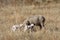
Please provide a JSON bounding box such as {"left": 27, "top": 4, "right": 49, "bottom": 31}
{"left": 24, "top": 25, "right": 28, "bottom": 32}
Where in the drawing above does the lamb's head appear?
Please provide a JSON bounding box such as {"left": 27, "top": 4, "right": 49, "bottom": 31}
{"left": 11, "top": 24, "right": 23, "bottom": 31}
{"left": 11, "top": 25, "right": 20, "bottom": 31}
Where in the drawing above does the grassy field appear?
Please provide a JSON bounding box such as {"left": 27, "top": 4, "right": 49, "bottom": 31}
{"left": 0, "top": 3, "right": 60, "bottom": 40}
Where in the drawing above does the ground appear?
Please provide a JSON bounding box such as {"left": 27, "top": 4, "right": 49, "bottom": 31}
{"left": 0, "top": 3, "right": 60, "bottom": 40}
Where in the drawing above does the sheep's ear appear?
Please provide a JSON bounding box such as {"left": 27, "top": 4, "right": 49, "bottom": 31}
{"left": 26, "top": 21, "right": 30, "bottom": 25}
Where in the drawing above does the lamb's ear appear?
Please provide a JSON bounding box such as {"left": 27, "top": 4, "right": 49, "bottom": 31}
{"left": 26, "top": 21, "right": 30, "bottom": 25}
{"left": 20, "top": 24, "right": 23, "bottom": 27}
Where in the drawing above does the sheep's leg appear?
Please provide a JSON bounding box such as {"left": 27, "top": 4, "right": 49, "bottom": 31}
{"left": 39, "top": 24, "right": 42, "bottom": 29}
{"left": 42, "top": 16, "right": 45, "bottom": 27}
{"left": 40, "top": 22, "right": 45, "bottom": 30}
{"left": 39, "top": 22, "right": 44, "bottom": 29}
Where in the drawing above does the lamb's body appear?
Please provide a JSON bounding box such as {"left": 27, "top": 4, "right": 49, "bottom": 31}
{"left": 11, "top": 24, "right": 23, "bottom": 31}
{"left": 23, "top": 15, "right": 45, "bottom": 31}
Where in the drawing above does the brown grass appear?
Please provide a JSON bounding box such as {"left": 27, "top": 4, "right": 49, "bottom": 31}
{"left": 0, "top": 3, "right": 60, "bottom": 40}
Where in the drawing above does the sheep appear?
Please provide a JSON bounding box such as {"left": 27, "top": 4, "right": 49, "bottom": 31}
{"left": 23, "top": 15, "right": 45, "bottom": 31}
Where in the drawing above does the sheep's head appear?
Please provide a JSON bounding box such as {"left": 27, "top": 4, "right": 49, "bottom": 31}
{"left": 28, "top": 24, "right": 34, "bottom": 28}
{"left": 24, "top": 24, "right": 34, "bottom": 32}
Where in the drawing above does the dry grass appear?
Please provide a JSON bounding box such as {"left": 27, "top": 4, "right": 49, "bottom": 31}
{"left": 0, "top": 3, "right": 60, "bottom": 40}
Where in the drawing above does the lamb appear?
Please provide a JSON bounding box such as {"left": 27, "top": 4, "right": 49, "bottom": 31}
{"left": 11, "top": 24, "right": 34, "bottom": 32}
{"left": 23, "top": 15, "right": 45, "bottom": 31}
{"left": 11, "top": 24, "right": 23, "bottom": 31}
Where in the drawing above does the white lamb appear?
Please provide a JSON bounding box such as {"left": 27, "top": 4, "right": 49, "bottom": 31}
{"left": 11, "top": 24, "right": 23, "bottom": 31}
